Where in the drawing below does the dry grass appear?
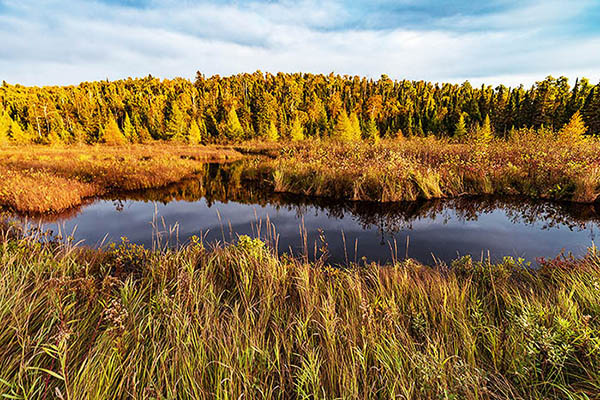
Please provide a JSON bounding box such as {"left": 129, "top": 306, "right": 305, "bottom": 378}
{"left": 263, "top": 134, "right": 600, "bottom": 204}
{"left": 0, "top": 143, "right": 242, "bottom": 213}
{"left": 0, "top": 225, "right": 599, "bottom": 399}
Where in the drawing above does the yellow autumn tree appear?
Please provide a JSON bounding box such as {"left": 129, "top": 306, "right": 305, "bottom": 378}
{"left": 349, "top": 112, "right": 362, "bottom": 141}
{"left": 290, "top": 117, "right": 304, "bottom": 141}
{"left": 332, "top": 110, "right": 353, "bottom": 141}
{"left": 266, "top": 121, "right": 279, "bottom": 141}
{"left": 0, "top": 112, "right": 10, "bottom": 145}
{"left": 558, "top": 111, "right": 587, "bottom": 144}
{"left": 101, "top": 116, "right": 127, "bottom": 145}
{"left": 188, "top": 120, "right": 202, "bottom": 144}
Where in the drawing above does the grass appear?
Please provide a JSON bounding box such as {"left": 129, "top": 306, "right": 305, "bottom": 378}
{"left": 2, "top": 130, "right": 599, "bottom": 214}
{"left": 0, "top": 144, "right": 242, "bottom": 213}
{"left": 0, "top": 221, "right": 599, "bottom": 399}
{"left": 263, "top": 133, "right": 600, "bottom": 204}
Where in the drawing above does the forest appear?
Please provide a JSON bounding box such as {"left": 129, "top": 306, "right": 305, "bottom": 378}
{"left": 1, "top": 72, "right": 599, "bottom": 145}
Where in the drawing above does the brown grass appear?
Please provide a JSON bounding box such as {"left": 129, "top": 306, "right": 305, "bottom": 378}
{"left": 0, "top": 143, "right": 242, "bottom": 213}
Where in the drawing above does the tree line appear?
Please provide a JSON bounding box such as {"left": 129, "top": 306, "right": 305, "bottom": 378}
{"left": 0, "top": 72, "right": 599, "bottom": 144}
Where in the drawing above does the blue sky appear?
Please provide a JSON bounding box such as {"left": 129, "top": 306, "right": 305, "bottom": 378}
{"left": 1, "top": 0, "right": 599, "bottom": 86}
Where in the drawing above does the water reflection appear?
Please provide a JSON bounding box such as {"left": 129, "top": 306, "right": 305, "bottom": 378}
{"left": 17, "top": 162, "right": 600, "bottom": 265}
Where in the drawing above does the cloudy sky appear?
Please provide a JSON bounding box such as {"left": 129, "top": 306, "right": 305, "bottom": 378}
{"left": 1, "top": 0, "right": 599, "bottom": 87}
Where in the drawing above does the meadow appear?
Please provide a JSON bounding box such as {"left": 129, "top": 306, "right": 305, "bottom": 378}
{"left": 0, "top": 221, "right": 599, "bottom": 399}
{"left": 265, "top": 132, "right": 600, "bottom": 204}
{"left": 0, "top": 144, "right": 241, "bottom": 214}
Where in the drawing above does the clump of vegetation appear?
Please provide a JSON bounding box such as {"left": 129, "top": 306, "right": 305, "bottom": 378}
{"left": 0, "top": 144, "right": 242, "bottom": 213}
{"left": 264, "top": 128, "right": 600, "bottom": 203}
{"left": 0, "top": 224, "right": 599, "bottom": 399}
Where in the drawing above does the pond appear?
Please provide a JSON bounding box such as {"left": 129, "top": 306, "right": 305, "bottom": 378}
{"left": 18, "top": 162, "right": 600, "bottom": 265}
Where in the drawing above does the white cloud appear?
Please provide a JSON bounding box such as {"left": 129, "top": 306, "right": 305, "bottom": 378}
{"left": 1, "top": 0, "right": 599, "bottom": 86}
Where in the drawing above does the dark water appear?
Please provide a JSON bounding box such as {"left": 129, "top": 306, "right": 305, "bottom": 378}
{"left": 18, "top": 162, "right": 600, "bottom": 265}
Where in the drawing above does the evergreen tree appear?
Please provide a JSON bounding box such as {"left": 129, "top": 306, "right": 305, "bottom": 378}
{"left": 332, "top": 111, "right": 353, "bottom": 141}
{"left": 123, "top": 114, "right": 137, "bottom": 142}
{"left": 166, "top": 103, "right": 186, "bottom": 141}
{"left": 349, "top": 112, "right": 362, "bottom": 141}
{"left": 477, "top": 114, "right": 493, "bottom": 143}
{"left": 364, "top": 117, "right": 380, "bottom": 144}
{"left": 101, "top": 116, "right": 127, "bottom": 145}
{"left": 0, "top": 112, "right": 11, "bottom": 144}
{"left": 290, "top": 117, "right": 305, "bottom": 141}
{"left": 454, "top": 114, "right": 467, "bottom": 139}
{"left": 224, "top": 108, "right": 244, "bottom": 141}
{"left": 10, "top": 120, "right": 30, "bottom": 143}
{"left": 266, "top": 121, "right": 279, "bottom": 142}
{"left": 188, "top": 120, "right": 202, "bottom": 144}
{"left": 558, "top": 111, "right": 587, "bottom": 143}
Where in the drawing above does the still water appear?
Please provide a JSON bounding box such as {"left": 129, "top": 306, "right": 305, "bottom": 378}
{"left": 21, "top": 163, "right": 600, "bottom": 265}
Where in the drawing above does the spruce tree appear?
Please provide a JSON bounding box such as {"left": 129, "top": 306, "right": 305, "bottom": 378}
{"left": 364, "top": 117, "right": 380, "bottom": 144}
{"left": 123, "top": 114, "right": 137, "bottom": 142}
{"left": 332, "top": 111, "right": 353, "bottom": 141}
{"left": 101, "top": 116, "right": 127, "bottom": 145}
{"left": 349, "top": 112, "right": 362, "bottom": 141}
{"left": 559, "top": 111, "right": 587, "bottom": 143}
{"left": 0, "top": 112, "right": 11, "bottom": 144}
{"left": 10, "top": 120, "right": 30, "bottom": 143}
{"left": 290, "top": 117, "right": 304, "bottom": 141}
{"left": 266, "top": 121, "right": 279, "bottom": 141}
{"left": 224, "top": 108, "right": 244, "bottom": 141}
{"left": 454, "top": 114, "right": 467, "bottom": 139}
{"left": 188, "top": 120, "right": 202, "bottom": 144}
{"left": 478, "top": 114, "right": 493, "bottom": 143}
{"left": 166, "top": 103, "right": 186, "bottom": 141}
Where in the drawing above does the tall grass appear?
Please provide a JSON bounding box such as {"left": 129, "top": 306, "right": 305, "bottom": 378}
{"left": 0, "top": 144, "right": 242, "bottom": 213}
{"left": 1, "top": 221, "right": 599, "bottom": 399}
{"left": 266, "top": 134, "right": 600, "bottom": 204}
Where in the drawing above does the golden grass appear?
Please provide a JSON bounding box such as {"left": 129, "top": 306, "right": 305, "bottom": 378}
{"left": 0, "top": 226, "right": 599, "bottom": 399}
{"left": 263, "top": 135, "right": 600, "bottom": 204}
{"left": 0, "top": 143, "right": 242, "bottom": 213}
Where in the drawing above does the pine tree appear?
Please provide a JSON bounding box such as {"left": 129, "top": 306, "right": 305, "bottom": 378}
{"left": 188, "top": 120, "right": 202, "bottom": 144}
{"left": 123, "top": 114, "right": 137, "bottom": 142}
{"left": 477, "top": 114, "right": 493, "bottom": 143}
{"left": 454, "top": 114, "right": 467, "bottom": 139}
{"left": 364, "top": 117, "right": 380, "bottom": 144}
{"left": 332, "top": 111, "right": 353, "bottom": 141}
{"left": 224, "top": 108, "right": 244, "bottom": 141}
{"left": 101, "top": 116, "right": 127, "bottom": 145}
{"left": 349, "top": 112, "right": 362, "bottom": 141}
{"left": 10, "top": 120, "right": 30, "bottom": 143}
{"left": 266, "top": 121, "right": 279, "bottom": 141}
{"left": 166, "top": 103, "right": 186, "bottom": 141}
{"left": 558, "top": 111, "right": 587, "bottom": 143}
{"left": 0, "top": 112, "right": 11, "bottom": 144}
{"left": 289, "top": 117, "right": 304, "bottom": 141}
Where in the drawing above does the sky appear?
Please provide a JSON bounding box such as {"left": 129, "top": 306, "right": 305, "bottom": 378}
{"left": 1, "top": 0, "right": 600, "bottom": 87}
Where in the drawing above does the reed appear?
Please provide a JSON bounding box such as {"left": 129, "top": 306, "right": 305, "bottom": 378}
{"left": 0, "top": 221, "right": 599, "bottom": 399}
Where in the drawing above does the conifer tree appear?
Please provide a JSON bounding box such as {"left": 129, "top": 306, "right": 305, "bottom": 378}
{"left": 0, "top": 112, "right": 11, "bottom": 144}
{"left": 349, "top": 112, "right": 362, "bottom": 141}
{"left": 166, "top": 103, "right": 186, "bottom": 141}
{"left": 290, "top": 117, "right": 304, "bottom": 141}
{"left": 454, "top": 114, "right": 467, "bottom": 139}
{"left": 224, "top": 108, "right": 244, "bottom": 141}
{"left": 558, "top": 110, "right": 587, "bottom": 143}
{"left": 10, "top": 120, "right": 30, "bottom": 143}
{"left": 332, "top": 111, "right": 353, "bottom": 141}
{"left": 188, "top": 120, "right": 202, "bottom": 144}
{"left": 477, "top": 114, "right": 493, "bottom": 143}
{"left": 364, "top": 117, "right": 380, "bottom": 144}
{"left": 266, "top": 121, "right": 279, "bottom": 141}
{"left": 101, "top": 116, "right": 127, "bottom": 145}
{"left": 123, "top": 114, "right": 137, "bottom": 142}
